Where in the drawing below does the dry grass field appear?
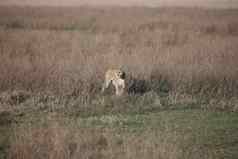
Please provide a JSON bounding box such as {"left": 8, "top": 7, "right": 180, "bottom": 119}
{"left": 1, "top": 6, "right": 238, "bottom": 96}
{"left": 0, "top": 5, "right": 238, "bottom": 159}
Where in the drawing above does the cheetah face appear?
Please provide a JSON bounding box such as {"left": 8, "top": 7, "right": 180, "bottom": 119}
{"left": 118, "top": 70, "right": 125, "bottom": 79}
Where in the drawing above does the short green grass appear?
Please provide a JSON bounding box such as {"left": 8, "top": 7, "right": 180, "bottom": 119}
{"left": 1, "top": 96, "right": 237, "bottom": 159}
{"left": 0, "top": 112, "right": 13, "bottom": 159}
{"left": 75, "top": 109, "right": 238, "bottom": 158}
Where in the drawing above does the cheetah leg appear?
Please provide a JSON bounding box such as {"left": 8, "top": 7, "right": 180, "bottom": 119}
{"left": 101, "top": 79, "right": 111, "bottom": 93}
{"left": 113, "top": 79, "right": 125, "bottom": 96}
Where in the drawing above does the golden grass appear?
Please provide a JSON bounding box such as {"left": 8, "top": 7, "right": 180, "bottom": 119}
{"left": 0, "top": 6, "right": 238, "bottom": 97}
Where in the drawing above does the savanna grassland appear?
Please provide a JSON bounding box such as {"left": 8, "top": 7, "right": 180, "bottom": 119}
{"left": 0, "top": 6, "right": 238, "bottom": 159}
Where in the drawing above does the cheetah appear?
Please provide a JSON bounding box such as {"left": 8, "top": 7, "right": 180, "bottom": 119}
{"left": 101, "top": 69, "right": 126, "bottom": 96}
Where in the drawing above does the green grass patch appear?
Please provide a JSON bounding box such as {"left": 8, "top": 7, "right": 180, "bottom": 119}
{"left": 0, "top": 93, "right": 238, "bottom": 159}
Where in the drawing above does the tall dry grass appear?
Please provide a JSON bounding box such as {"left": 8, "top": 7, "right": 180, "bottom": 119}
{"left": 0, "top": 6, "right": 238, "bottom": 97}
